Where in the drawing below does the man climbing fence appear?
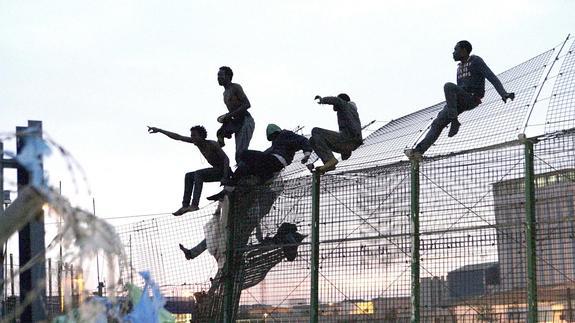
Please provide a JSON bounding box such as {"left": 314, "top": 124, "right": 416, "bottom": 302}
{"left": 308, "top": 93, "right": 363, "bottom": 173}
{"left": 407, "top": 40, "right": 515, "bottom": 157}
{"left": 147, "top": 125, "right": 231, "bottom": 216}
{"left": 180, "top": 123, "right": 311, "bottom": 260}
{"left": 216, "top": 66, "right": 255, "bottom": 162}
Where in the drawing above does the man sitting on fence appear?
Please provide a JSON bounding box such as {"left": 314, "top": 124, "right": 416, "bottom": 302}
{"left": 406, "top": 40, "right": 515, "bottom": 158}
{"left": 147, "top": 125, "right": 231, "bottom": 216}
{"left": 209, "top": 123, "right": 312, "bottom": 198}
{"left": 308, "top": 93, "right": 363, "bottom": 174}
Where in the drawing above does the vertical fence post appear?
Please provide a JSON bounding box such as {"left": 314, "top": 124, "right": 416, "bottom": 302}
{"left": 0, "top": 141, "right": 4, "bottom": 317}
{"left": 58, "top": 259, "right": 63, "bottom": 312}
{"left": 310, "top": 171, "right": 321, "bottom": 323}
{"left": 567, "top": 288, "right": 573, "bottom": 322}
{"left": 9, "top": 254, "right": 14, "bottom": 297}
{"left": 223, "top": 196, "right": 236, "bottom": 323}
{"left": 410, "top": 157, "right": 420, "bottom": 323}
{"left": 524, "top": 138, "right": 538, "bottom": 322}
{"left": 70, "top": 264, "right": 74, "bottom": 307}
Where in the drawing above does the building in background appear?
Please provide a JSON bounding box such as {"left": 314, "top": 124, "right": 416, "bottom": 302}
{"left": 493, "top": 169, "right": 575, "bottom": 291}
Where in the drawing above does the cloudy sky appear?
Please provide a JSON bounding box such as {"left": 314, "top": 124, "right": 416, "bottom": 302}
{"left": 1, "top": 0, "right": 574, "bottom": 225}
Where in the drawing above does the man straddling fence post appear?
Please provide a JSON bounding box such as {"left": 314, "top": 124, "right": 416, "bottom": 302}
{"left": 308, "top": 93, "right": 363, "bottom": 174}
{"left": 406, "top": 40, "right": 515, "bottom": 158}
{"left": 216, "top": 66, "right": 255, "bottom": 162}
{"left": 210, "top": 123, "right": 312, "bottom": 198}
{"left": 147, "top": 125, "right": 231, "bottom": 216}
{"left": 180, "top": 124, "right": 312, "bottom": 260}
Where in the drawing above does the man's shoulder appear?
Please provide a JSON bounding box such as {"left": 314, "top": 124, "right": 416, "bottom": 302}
{"left": 230, "top": 83, "right": 244, "bottom": 91}
{"left": 470, "top": 55, "right": 485, "bottom": 64}
{"left": 200, "top": 140, "right": 223, "bottom": 152}
{"left": 205, "top": 139, "right": 221, "bottom": 148}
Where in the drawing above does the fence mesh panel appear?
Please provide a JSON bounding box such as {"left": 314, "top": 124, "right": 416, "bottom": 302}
{"left": 105, "top": 36, "right": 575, "bottom": 323}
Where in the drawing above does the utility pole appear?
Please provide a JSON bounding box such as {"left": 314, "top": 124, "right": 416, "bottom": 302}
{"left": 17, "top": 121, "right": 47, "bottom": 322}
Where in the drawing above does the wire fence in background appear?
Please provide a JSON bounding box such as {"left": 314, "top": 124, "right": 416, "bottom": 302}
{"left": 110, "top": 36, "right": 575, "bottom": 322}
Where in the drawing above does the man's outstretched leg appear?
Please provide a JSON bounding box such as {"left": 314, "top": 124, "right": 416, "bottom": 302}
{"left": 179, "top": 239, "right": 207, "bottom": 260}
{"left": 443, "top": 82, "right": 467, "bottom": 138}
{"left": 310, "top": 127, "right": 361, "bottom": 173}
{"left": 174, "top": 171, "right": 201, "bottom": 216}
{"left": 409, "top": 108, "right": 452, "bottom": 156}
{"left": 310, "top": 128, "right": 341, "bottom": 173}
{"left": 408, "top": 82, "right": 477, "bottom": 157}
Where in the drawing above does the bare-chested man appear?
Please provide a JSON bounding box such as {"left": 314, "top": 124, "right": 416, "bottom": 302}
{"left": 216, "top": 66, "right": 255, "bottom": 161}
{"left": 148, "top": 125, "right": 231, "bottom": 216}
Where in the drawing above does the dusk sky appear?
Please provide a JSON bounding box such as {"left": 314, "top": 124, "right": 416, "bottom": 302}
{"left": 1, "top": 0, "right": 574, "bottom": 226}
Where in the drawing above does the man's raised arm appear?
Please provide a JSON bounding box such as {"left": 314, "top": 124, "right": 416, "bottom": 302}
{"left": 477, "top": 57, "right": 515, "bottom": 103}
{"left": 314, "top": 95, "right": 346, "bottom": 110}
{"left": 147, "top": 126, "right": 193, "bottom": 143}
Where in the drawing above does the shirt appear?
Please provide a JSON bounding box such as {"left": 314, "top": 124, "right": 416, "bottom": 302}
{"left": 457, "top": 55, "right": 507, "bottom": 98}
{"left": 265, "top": 130, "right": 312, "bottom": 165}
{"left": 320, "top": 97, "right": 363, "bottom": 142}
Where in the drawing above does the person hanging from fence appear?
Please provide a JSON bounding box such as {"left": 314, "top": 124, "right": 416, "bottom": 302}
{"left": 216, "top": 66, "right": 255, "bottom": 162}
{"left": 206, "top": 123, "right": 312, "bottom": 201}
{"left": 307, "top": 93, "right": 363, "bottom": 174}
{"left": 179, "top": 124, "right": 312, "bottom": 260}
{"left": 147, "top": 125, "right": 231, "bottom": 216}
{"left": 406, "top": 40, "right": 516, "bottom": 158}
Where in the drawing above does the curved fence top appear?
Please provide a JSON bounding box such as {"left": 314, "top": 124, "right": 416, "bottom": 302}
{"left": 280, "top": 35, "right": 575, "bottom": 180}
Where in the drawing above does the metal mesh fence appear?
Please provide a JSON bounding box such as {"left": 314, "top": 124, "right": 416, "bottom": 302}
{"left": 546, "top": 40, "right": 575, "bottom": 133}
{"left": 111, "top": 35, "right": 575, "bottom": 322}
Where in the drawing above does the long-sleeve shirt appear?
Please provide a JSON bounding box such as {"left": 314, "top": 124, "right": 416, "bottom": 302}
{"left": 319, "top": 97, "right": 363, "bottom": 142}
{"left": 457, "top": 55, "right": 507, "bottom": 98}
{"left": 265, "top": 130, "right": 312, "bottom": 165}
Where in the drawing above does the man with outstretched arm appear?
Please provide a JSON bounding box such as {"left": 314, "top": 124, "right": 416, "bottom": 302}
{"left": 179, "top": 124, "right": 312, "bottom": 261}
{"left": 407, "top": 40, "right": 515, "bottom": 158}
{"left": 308, "top": 93, "right": 363, "bottom": 173}
{"left": 216, "top": 66, "right": 255, "bottom": 162}
{"left": 147, "top": 125, "right": 230, "bottom": 216}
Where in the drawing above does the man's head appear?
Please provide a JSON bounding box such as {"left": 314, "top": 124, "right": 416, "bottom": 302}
{"left": 453, "top": 40, "right": 472, "bottom": 62}
{"left": 266, "top": 123, "right": 282, "bottom": 141}
{"left": 337, "top": 93, "right": 350, "bottom": 102}
{"left": 190, "top": 125, "right": 207, "bottom": 143}
{"left": 218, "top": 66, "right": 233, "bottom": 86}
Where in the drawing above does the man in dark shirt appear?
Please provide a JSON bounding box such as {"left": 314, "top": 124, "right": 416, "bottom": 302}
{"left": 216, "top": 66, "right": 255, "bottom": 162}
{"left": 233, "top": 124, "right": 313, "bottom": 184}
{"left": 147, "top": 125, "right": 230, "bottom": 216}
{"left": 308, "top": 93, "right": 363, "bottom": 173}
{"left": 408, "top": 40, "right": 515, "bottom": 157}
{"left": 213, "top": 124, "right": 312, "bottom": 191}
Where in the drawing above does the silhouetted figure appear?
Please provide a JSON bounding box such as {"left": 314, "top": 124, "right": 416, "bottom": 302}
{"left": 233, "top": 124, "right": 312, "bottom": 184}
{"left": 407, "top": 40, "right": 515, "bottom": 158}
{"left": 216, "top": 66, "right": 255, "bottom": 161}
{"left": 308, "top": 93, "right": 363, "bottom": 173}
{"left": 180, "top": 124, "right": 312, "bottom": 261}
{"left": 208, "top": 124, "right": 312, "bottom": 200}
{"left": 147, "top": 125, "right": 230, "bottom": 216}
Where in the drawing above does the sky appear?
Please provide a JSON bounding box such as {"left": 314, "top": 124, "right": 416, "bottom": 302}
{"left": 1, "top": 0, "right": 574, "bottom": 227}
